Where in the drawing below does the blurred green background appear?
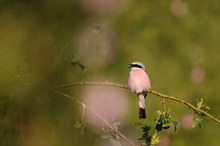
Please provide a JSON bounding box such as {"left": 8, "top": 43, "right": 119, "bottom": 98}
{"left": 1, "top": 0, "right": 220, "bottom": 146}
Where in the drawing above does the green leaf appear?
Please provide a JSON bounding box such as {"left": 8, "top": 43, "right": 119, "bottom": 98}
{"left": 204, "top": 105, "right": 211, "bottom": 110}
{"left": 151, "top": 133, "right": 160, "bottom": 146}
{"left": 192, "top": 116, "right": 203, "bottom": 128}
{"left": 156, "top": 110, "right": 162, "bottom": 116}
{"left": 136, "top": 123, "right": 152, "bottom": 145}
{"left": 172, "top": 121, "right": 178, "bottom": 132}
{"left": 71, "top": 62, "right": 87, "bottom": 71}
{"left": 66, "top": 56, "right": 87, "bottom": 71}
{"left": 155, "top": 123, "right": 163, "bottom": 132}
{"left": 197, "top": 98, "right": 203, "bottom": 109}
{"left": 196, "top": 98, "right": 210, "bottom": 111}
{"left": 192, "top": 119, "right": 198, "bottom": 128}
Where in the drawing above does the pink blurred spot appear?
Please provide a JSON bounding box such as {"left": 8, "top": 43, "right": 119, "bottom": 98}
{"left": 191, "top": 67, "right": 206, "bottom": 84}
{"left": 157, "top": 135, "right": 170, "bottom": 146}
{"left": 179, "top": 113, "right": 194, "bottom": 129}
{"left": 83, "top": 84, "right": 129, "bottom": 126}
{"left": 170, "top": 0, "right": 189, "bottom": 17}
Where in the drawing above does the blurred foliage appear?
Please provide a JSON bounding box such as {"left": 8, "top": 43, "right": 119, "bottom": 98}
{"left": 100, "top": 121, "right": 122, "bottom": 146}
{"left": 0, "top": 0, "right": 220, "bottom": 146}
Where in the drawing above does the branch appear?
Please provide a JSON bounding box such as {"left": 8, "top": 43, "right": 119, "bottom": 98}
{"left": 55, "top": 91, "right": 136, "bottom": 146}
{"left": 55, "top": 82, "right": 127, "bottom": 90}
{"left": 55, "top": 82, "right": 220, "bottom": 125}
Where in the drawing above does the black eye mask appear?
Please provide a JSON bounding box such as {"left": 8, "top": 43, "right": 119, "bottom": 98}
{"left": 129, "top": 64, "right": 143, "bottom": 69}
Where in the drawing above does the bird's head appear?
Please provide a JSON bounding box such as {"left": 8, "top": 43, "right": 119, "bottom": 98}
{"left": 128, "top": 61, "right": 146, "bottom": 70}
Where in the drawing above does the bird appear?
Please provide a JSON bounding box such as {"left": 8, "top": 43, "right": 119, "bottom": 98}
{"left": 127, "top": 61, "right": 152, "bottom": 119}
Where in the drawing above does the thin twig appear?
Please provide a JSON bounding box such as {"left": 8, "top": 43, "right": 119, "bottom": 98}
{"left": 55, "top": 82, "right": 220, "bottom": 125}
{"left": 54, "top": 82, "right": 128, "bottom": 90}
{"left": 55, "top": 91, "right": 136, "bottom": 146}
{"left": 162, "top": 97, "right": 166, "bottom": 112}
{"left": 81, "top": 103, "right": 86, "bottom": 122}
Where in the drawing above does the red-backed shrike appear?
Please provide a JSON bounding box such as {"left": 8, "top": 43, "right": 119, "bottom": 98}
{"left": 127, "top": 62, "right": 152, "bottom": 119}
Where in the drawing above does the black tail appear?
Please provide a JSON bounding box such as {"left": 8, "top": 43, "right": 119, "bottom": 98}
{"left": 139, "top": 108, "right": 146, "bottom": 119}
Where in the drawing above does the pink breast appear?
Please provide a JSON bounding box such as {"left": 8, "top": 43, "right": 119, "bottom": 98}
{"left": 128, "top": 69, "right": 151, "bottom": 93}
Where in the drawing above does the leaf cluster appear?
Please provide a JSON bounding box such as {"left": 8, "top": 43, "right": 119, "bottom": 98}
{"left": 135, "top": 123, "right": 159, "bottom": 146}
{"left": 101, "top": 121, "right": 122, "bottom": 146}
{"left": 74, "top": 121, "right": 87, "bottom": 135}
{"left": 193, "top": 98, "right": 210, "bottom": 128}
{"left": 154, "top": 110, "right": 177, "bottom": 132}
{"left": 101, "top": 121, "right": 121, "bottom": 140}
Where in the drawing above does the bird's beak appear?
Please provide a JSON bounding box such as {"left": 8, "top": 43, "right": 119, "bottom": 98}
{"left": 128, "top": 64, "right": 132, "bottom": 68}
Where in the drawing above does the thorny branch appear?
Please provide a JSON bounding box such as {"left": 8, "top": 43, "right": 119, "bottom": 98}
{"left": 55, "top": 81, "right": 220, "bottom": 125}
{"left": 55, "top": 91, "right": 136, "bottom": 146}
